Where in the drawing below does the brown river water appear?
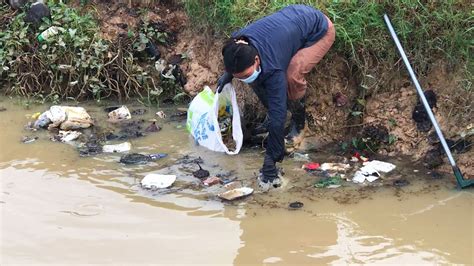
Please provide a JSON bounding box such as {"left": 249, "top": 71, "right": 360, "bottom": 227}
{"left": 0, "top": 98, "right": 473, "bottom": 265}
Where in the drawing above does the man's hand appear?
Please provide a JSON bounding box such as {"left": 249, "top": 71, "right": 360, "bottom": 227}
{"left": 217, "top": 72, "right": 233, "bottom": 93}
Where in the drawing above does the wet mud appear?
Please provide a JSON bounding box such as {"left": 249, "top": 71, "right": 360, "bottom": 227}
{"left": 0, "top": 99, "right": 473, "bottom": 264}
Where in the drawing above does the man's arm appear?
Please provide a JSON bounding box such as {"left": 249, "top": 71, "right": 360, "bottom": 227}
{"left": 264, "top": 70, "right": 287, "bottom": 163}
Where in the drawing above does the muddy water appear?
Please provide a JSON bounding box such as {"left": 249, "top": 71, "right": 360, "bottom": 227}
{"left": 0, "top": 99, "right": 473, "bottom": 265}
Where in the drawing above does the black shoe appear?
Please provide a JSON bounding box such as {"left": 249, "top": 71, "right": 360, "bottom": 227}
{"left": 286, "top": 97, "right": 306, "bottom": 143}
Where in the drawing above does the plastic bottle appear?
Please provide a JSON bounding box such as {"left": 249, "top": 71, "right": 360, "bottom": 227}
{"left": 37, "top": 26, "right": 64, "bottom": 42}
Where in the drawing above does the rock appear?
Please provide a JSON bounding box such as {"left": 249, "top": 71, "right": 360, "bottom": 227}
{"left": 0, "top": 107, "right": 6, "bottom": 112}
{"left": 21, "top": 136, "right": 38, "bottom": 144}
{"left": 333, "top": 92, "right": 348, "bottom": 107}
{"left": 288, "top": 201, "right": 304, "bottom": 210}
{"left": 393, "top": 179, "right": 410, "bottom": 187}
{"left": 120, "top": 153, "right": 151, "bottom": 164}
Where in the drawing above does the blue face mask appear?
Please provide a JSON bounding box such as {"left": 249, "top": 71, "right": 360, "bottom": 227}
{"left": 239, "top": 67, "right": 261, "bottom": 84}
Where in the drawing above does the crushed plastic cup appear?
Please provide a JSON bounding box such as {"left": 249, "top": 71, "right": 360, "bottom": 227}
{"left": 108, "top": 106, "right": 131, "bottom": 122}
{"left": 218, "top": 187, "right": 253, "bottom": 201}
{"left": 141, "top": 174, "right": 176, "bottom": 189}
{"left": 103, "top": 142, "right": 131, "bottom": 153}
{"left": 353, "top": 160, "right": 396, "bottom": 183}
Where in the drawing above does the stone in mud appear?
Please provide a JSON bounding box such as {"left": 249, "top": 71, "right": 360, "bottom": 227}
{"left": 0, "top": 107, "right": 6, "bottom": 112}
{"left": 393, "top": 179, "right": 410, "bottom": 187}
{"left": 412, "top": 90, "right": 437, "bottom": 132}
{"left": 288, "top": 201, "right": 304, "bottom": 210}
{"left": 131, "top": 109, "right": 147, "bottom": 116}
{"left": 193, "top": 163, "right": 209, "bottom": 179}
{"left": 169, "top": 111, "right": 187, "bottom": 121}
{"left": 145, "top": 121, "right": 161, "bottom": 133}
{"left": 423, "top": 149, "right": 444, "bottom": 169}
{"left": 333, "top": 92, "right": 348, "bottom": 107}
{"left": 79, "top": 139, "right": 102, "bottom": 157}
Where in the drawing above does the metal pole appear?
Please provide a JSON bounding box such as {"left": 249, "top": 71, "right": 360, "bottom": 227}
{"left": 384, "top": 14, "right": 474, "bottom": 189}
{"left": 383, "top": 14, "right": 456, "bottom": 167}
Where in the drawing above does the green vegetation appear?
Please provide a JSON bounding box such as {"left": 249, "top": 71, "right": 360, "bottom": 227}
{"left": 185, "top": 0, "right": 472, "bottom": 91}
{"left": 0, "top": 2, "right": 181, "bottom": 104}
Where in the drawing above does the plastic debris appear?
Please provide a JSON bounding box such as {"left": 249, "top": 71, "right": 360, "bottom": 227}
{"left": 353, "top": 160, "right": 396, "bottom": 183}
{"left": 57, "top": 130, "right": 81, "bottom": 142}
{"left": 203, "top": 176, "right": 221, "bottom": 186}
{"left": 315, "top": 175, "right": 342, "bottom": 188}
{"left": 31, "top": 112, "right": 41, "bottom": 119}
{"left": 218, "top": 187, "right": 253, "bottom": 201}
{"left": 320, "top": 163, "right": 351, "bottom": 172}
{"left": 108, "top": 106, "right": 131, "bottom": 122}
{"left": 141, "top": 174, "right": 176, "bottom": 189}
{"left": 34, "top": 111, "right": 51, "bottom": 128}
{"left": 120, "top": 153, "right": 167, "bottom": 164}
{"left": 21, "top": 136, "right": 38, "bottom": 144}
{"left": 156, "top": 111, "right": 167, "bottom": 119}
{"left": 302, "top": 162, "right": 320, "bottom": 171}
{"left": 103, "top": 142, "right": 131, "bottom": 153}
{"left": 288, "top": 201, "right": 304, "bottom": 210}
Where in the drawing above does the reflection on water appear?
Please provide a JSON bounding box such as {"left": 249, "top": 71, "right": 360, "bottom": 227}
{"left": 0, "top": 99, "right": 473, "bottom": 264}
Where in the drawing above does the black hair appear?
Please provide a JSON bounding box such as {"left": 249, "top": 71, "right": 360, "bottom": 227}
{"left": 222, "top": 36, "right": 258, "bottom": 74}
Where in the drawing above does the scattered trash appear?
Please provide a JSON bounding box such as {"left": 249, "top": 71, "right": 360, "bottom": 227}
{"left": 288, "top": 201, "right": 304, "bottom": 210}
{"left": 57, "top": 130, "right": 81, "bottom": 142}
{"left": 315, "top": 175, "right": 342, "bottom": 188}
{"left": 333, "top": 92, "right": 348, "bottom": 107}
{"left": 108, "top": 106, "right": 131, "bottom": 122}
{"left": 120, "top": 153, "right": 166, "bottom": 164}
{"left": 131, "top": 109, "right": 147, "bottom": 116}
{"left": 320, "top": 163, "right": 351, "bottom": 172}
{"left": 0, "top": 107, "right": 6, "bottom": 112}
{"left": 218, "top": 187, "right": 253, "bottom": 201}
{"left": 291, "top": 152, "right": 310, "bottom": 162}
{"left": 103, "top": 142, "right": 131, "bottom": 153}
{"left": 156, "top": 111, "right": 167, "bottom": 119}
{"left": 302, "top": 162, "right": 320, "bottom": 171}
{"left": 393, "top": 179, "right": 410, "bottom": 187}
{"left": 37, "top": 26, "right": 64, "bottom": 42}
{"left": 203, "top": 176, "right": 221, "bottom": 186}
{"left": 145, "top": 121, "right": 161, "bottom": 133}
{"left": 34, "top": 106, "right": 93, "bottom": 130}
{"left": 141, "top": 174, "right": 176, "bottom": 189}
{"left": 192, "top": 163, "right": 210, "bottom": 179}
{"left": 353, "top": 160, "right": 396, "bottom": 183}
{"left": 21, "top": 136, "right": 38, "bottom": 144}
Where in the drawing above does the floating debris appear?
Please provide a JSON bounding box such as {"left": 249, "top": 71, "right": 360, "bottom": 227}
{"left": 145, "top": 121, "right": 161, "bottom": 133}
{"left": 302, "top": 162, "right": 320, "bottom": 171}
{"left": 103, "top": 142, "right": 131, "bottom": 153}
{"left": 315, "top": 175, "right": 342, "bottom": 188}
{"left": 156, "top": 111, "right": 167, "bottom": 119}
{"left": 108, "top": 106, "right": 131, "bottom": 122}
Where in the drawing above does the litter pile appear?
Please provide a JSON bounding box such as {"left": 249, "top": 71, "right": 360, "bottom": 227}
{"left": 23, "top": 105, "right": 167, "bottom": 163}
{"left": 218, "top": 103, "right": 236, "bottom": 151}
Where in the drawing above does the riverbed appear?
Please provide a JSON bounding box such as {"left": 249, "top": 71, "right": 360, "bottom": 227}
{"left": 0, "top": 99, "right": 472, "bottom": 265}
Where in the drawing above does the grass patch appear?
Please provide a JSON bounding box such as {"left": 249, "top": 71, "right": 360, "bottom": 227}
{"left": 184, "top": 1, "right": 472, "bottom": 91}
{"left": 0, "top": 2, "right": 183, "bottom": 104}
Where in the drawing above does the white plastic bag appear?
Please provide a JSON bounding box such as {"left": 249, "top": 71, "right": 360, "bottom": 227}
{"left": 186, "top": 84, "right": 243, "bottom": 155}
